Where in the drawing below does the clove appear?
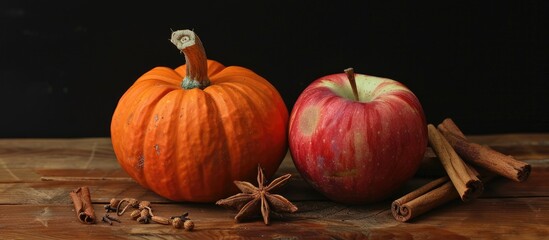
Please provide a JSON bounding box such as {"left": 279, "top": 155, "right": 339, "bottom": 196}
{"left": 130, "top": 209, "right": 141, "bottom": 220}
{"left": 101, "top": 213, "right": 121, "bottom": 225}
{"left": 104, "top": 198, "right": 120, "bottom": 212}
{"left": 136, "top": 209, "right": 151, "bottom": 224}
{"left": 171, "top": 212, "right": 193, "bottom": 231}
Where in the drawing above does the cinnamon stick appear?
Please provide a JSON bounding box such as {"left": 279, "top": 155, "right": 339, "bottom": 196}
{"left": 69, "top": 186, "right": 96, "bottom": 224}
{"left": 427, "top": 124, "right": 483, "bottom": 201}
{"left": 392, "top": 173, "right": 496, "bottom": 222}
{"left": 392, "top": 176, "right": 457, "bottom": 222}
{"left": 440, "top": 118, "right": 466, "bottom": 138}
{"left": 392, "top": 119, "right": 527, "bottom": 222}
{"left": 438, "top": 118, "right": 531, "bottom": 182}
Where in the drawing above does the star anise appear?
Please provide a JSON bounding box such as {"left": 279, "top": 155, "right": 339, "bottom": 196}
{"left": 215, "top": 165, "right": 298, "bottom": 225}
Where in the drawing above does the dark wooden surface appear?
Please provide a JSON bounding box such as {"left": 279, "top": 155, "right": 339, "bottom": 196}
{"left": 0, "top": 135, "right": 548, "bottom": 239}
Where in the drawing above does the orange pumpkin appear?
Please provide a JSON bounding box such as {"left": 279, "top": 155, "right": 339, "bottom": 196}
{"left": 110, "top": 29, "right": 289, "bottom": 202}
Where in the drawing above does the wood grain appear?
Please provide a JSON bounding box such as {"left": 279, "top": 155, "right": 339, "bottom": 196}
{"left": 1, "top": 197, "right": 547, "bottom": 239}
{"left": 0, "top": 134, "right": 548, "bottom": 239}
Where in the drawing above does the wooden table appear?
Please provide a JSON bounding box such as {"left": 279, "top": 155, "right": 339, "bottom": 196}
{"left": 1, "top": 134, "right": 548, "bottom": 239}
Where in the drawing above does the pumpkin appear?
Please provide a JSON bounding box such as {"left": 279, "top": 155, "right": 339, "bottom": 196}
{"left": 110, "top": 29, "right": 289, "bottom": 202}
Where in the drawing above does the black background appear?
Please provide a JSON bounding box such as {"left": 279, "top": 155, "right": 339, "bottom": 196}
{"left": 1, "top": 1, "right": 548, "bottom": 137}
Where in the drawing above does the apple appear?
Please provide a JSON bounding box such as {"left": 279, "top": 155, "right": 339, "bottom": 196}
{"left": 288, "top": 68, "right": 427, "bottom": 204}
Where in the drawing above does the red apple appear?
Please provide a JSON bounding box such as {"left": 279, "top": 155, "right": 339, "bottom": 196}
{"left": 288, "top": 68, "right": 427, "bottom": 204}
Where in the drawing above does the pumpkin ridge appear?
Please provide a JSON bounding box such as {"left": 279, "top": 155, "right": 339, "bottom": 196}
{"left": 211, "top": 67, "right": 265, "bottom": 83}
{"left": 205, "top": 84, "right": 247, "bottom": 186}
{"left": 111, "top": 83, "right": 174, "bottom": 189}
{"left": 211, "top": 69, "right": 283, "bottom": 101}
{"left": 209, "top": 82, "right": 283, "bottom": 181}
{"left": 194, "top": 90, "right": 234, "bottom": 200}
{"left": 136, "top": 73, "right": 182, "bottom": 86}
{"left": 205, "top": 74, "right": 289, "bottom": 135}
{"left": 177, "top": 89, "right": 230, "bottom": 201}
{"left": 209, "top": 75, "right": 275, "bottom": 95}
{"left": 141, "top": 90, "right": 184, "bottom": 199}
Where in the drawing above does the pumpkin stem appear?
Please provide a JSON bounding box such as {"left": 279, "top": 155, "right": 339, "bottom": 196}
{"left": 170, "top": 29, "right": 211, "bottom": 89}
{"left": 344, "top": 68, "right": 359, "bottom": 101}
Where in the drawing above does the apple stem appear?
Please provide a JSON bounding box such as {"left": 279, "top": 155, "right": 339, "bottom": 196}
{"left": 345, "top": 68, "right": 359, "bottom": 101}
